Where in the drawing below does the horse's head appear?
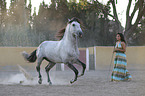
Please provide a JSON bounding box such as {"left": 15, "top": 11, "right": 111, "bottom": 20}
{"left": 55, "top": 17, "right": 83, "bottom": 40}
{"left": 68, "top": 17, "right": 83, "bottom": 38}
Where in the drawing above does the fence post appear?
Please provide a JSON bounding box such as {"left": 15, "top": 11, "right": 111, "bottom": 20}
{"left": 86, "top": 48, "right": 89, "bottom": 71}
{"left": 88, "top": 47, "right": 95, "bottom": 70}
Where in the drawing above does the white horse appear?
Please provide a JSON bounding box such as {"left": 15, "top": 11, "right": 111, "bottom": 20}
{"left": 22, "top": 17, "right": 86, "bottom": 85}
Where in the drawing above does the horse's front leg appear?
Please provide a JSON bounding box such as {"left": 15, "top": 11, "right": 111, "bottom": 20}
{"left": 66, "top": 62, "right": 78, "bottom": 84}
{"left": 45, "top": 62, "right": 56, "bottom": 85}
{"left": 36, "top": 58, "right": 43, "bottom": 84}
{"left": 76, "top": 59, "right": 86, "bottom": 77}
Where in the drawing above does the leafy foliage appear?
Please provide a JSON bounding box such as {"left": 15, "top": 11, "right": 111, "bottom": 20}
{"left": 1, "top": 0, "right": 145, "bottom": 47}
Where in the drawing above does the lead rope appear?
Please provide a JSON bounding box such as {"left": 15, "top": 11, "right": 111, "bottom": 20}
{"left": 107, "top": 46, "right": 115, "bottom": 82}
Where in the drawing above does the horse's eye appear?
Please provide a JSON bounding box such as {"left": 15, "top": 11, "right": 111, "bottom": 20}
{"left": 72, "top": 24, "right": 75, "bottom": 26}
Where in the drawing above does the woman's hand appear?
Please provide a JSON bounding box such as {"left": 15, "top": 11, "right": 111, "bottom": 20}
{"left": 113, "top": 48, "right": 118, "bottom": 53}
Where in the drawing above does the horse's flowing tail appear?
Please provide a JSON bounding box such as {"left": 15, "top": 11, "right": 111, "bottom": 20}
{"left": 22, "top": 50, "right": 37, "bottom": 62}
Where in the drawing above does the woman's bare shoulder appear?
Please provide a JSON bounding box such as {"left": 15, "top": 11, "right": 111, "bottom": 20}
{"left": 121, "top": 42, "right": 125, "bottom": 45}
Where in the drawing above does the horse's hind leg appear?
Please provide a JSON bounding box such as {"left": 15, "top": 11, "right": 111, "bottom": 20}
{"left": 67, "top": 62, "right": 78, "bottom": 84}
{"left": 36, "top": 58, "right": 43, "bottom": 84}
{"left": 76, "top": 59, "right": 86, "bottom": 77}
{"left": 45, "top": 62, "right": 56, "bottom": 85}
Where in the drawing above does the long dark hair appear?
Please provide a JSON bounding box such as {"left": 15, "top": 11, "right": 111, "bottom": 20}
{"left": 117, "top": 33, "right": 126, "bottom": 43}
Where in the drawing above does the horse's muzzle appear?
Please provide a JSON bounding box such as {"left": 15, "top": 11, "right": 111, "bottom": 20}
{"left": 79, "top": 32, "right": 83, "bottom": 38}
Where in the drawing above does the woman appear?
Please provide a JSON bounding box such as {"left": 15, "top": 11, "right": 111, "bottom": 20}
{"left": 111, "top": 33, "right": 132, "bottom": 81}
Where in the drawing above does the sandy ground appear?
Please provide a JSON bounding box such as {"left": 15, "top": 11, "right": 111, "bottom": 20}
{"left": 0, "top": 67, "right": 145, "bottom": 96}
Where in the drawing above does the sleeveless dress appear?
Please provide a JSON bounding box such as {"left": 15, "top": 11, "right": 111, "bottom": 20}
{"left": 111, "top": 42, "right": 132, "bottom": 81}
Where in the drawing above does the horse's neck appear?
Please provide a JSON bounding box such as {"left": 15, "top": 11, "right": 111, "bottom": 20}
{"left": 62, "top": 35, "right": 78, "bottom": 50}
{"left": 61, "top": 27, "right": 78, "bottom": 50}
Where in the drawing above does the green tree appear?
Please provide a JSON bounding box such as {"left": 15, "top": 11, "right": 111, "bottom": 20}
{"left": 97, "top": 0, "right": 145, "bottom": 45}
{"left": 0, "top": 0, "right": 116, "bottom": 47}
{"left": 30, "top": 0, "right": 115, "bottom": 47}
{"left": 2, "top": 0, "right": 32, "bottom": 46}
{"left": 0, "top": 0, "right": 7, "bottom": 45}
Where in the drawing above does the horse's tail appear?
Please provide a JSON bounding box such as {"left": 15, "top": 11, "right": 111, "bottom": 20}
{"left": 22, "top": 50, "right": 37, "bottom": 63}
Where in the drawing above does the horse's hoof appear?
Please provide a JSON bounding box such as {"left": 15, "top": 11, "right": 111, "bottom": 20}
{"left": 70, "top": 81, "right": 73, "bottom": 84}
{"left": 70, "top": 79, "right": 76, "bottom": 84}
{"left": 38, "top": 79, "right": 42, "bottom": 84}
{"left": 20, "top": 81, "right": 24, "bottom": 84}
{"left": 48, "top": 81, "right": 52, "bottom": 85}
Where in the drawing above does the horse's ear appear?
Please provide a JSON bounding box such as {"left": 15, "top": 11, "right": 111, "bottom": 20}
{"left": 68, "top": 19, "right": 71, "bottom": 22}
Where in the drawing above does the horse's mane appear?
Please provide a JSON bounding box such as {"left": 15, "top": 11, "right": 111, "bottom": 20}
{"left": 55, "top": 28, "right": 66, "bottom": 40}
{"left": 55, "top": 17, "right": 82, "bottom": 40}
